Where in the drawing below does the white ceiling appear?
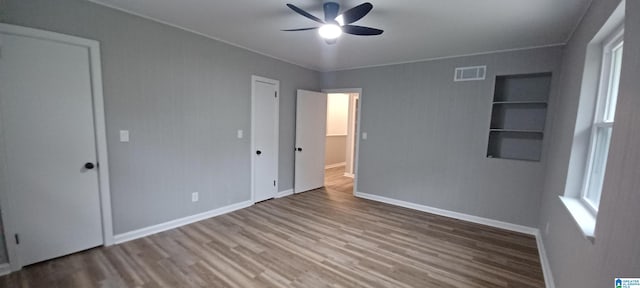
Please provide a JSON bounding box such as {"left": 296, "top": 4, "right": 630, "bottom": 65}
{"left": 90, "top": 0, "right": 591, "bottom": 72}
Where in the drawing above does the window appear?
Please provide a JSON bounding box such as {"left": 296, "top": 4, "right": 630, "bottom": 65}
{"left": 559, "top": 2, "right": 624, "bottom": 241}
{"left": 580, "top": 27, "right": 624, "bottom": 214}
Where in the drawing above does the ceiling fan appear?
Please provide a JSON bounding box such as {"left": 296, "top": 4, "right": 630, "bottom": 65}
{"left": 283, "top": 2, "right": 383, "bottom": 44}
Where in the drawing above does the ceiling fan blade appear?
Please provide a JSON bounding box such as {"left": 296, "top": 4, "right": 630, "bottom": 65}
{"left": 340, "top": 2, "right": 373, "bottom": 24}
{"left": 343, "top": 25, "right": 384, "bottom": 36}
{"left": 323, "top": 2, "right": 340, "bottom": 23}
{"left": 286, "top": 4, "right": 325, "bottom": 24}
{"left": 281, "top": 27, "right": 319, "bottom": 31}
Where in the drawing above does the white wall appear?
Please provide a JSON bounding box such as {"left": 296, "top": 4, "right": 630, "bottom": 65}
{"left": 325, "top": 136, "right": 347, "bottom": 167}
{"left": 325, "top": 93, "right": 350, "bottom": 166}
{"left": 326, "top": 93, "right": 350, "bottom": 136}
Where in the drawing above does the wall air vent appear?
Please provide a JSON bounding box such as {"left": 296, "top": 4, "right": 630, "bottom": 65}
{"left": 454, "top": 65, "right": 487, "bottom": 82}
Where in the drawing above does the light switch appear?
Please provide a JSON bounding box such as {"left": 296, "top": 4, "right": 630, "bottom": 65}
{"left": 362, "top": 132, "right": 368, "bottom": 140}
{"left": 119, "top": 130, "right": 130, "bottom": 142}
{"left": 237, "top": 129, "right": 243, "bottom": 139}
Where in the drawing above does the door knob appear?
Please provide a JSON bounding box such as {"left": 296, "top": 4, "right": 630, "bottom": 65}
{"left": 84, "top": 162, "right": 95, "bottom": 170}
{"left": 256, "top": 150, "right": 262, "bottom": 155}
{"left": 296, "top": 147, "right": 303, "bottom": 152}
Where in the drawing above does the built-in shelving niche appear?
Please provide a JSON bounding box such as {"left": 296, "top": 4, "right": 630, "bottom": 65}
{"left": 487, "top": 72, "right": 552, "bottom": 161}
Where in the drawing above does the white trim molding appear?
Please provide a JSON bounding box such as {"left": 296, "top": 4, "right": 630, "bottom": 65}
{"left": 535, "top": 231, "right": 556, "bottom": 288}
{"left": 88, "top": 30, "right": 115, "bottom": 248}
{"left": 114, "top": 200, "right": 253, "bottom": 244}
{"left": 325, "top": 162, "right": 346, "bottom": 169}
{"left": 83, "top": 1, "right": 566, "bottom": 73}
{"left": 275, "top": 189, "right": 293, "bottom": 198}
{"left": 330, "top": 44, "right": 565, "bottom": 72}
{"left": 558, "top": 196, "right": 596, "bottom": 241}
{"left": 354, "top": 191, "right": 538, "bottom": 235}
{"left": 0, "top": 263, "right": 11, "bottom": 277}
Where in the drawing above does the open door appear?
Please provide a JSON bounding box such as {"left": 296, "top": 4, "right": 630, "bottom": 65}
{"left": 294, "top": 90, "right": 327, "bottom": 193}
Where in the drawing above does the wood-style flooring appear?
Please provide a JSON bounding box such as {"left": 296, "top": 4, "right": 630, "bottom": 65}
{"left": 0, "top": 167, "right": 544, "bottom": 287}
{"left": 324, "top": 166, "right": 354, "bottom": 194}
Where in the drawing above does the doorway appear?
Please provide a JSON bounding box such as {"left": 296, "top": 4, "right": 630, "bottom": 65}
{"left": 323, "top": 91, "right": 360, "bottom": 194}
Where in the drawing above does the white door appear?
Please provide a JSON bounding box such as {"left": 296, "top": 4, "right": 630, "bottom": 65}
{"left": 252, "top": 77, "right": 279, "bottom": 202}
{"left": 0, "top": 32, "right": 103, "bottom": 265}
{"left": 294, "top": 90, "right": 327, "bottom": 193}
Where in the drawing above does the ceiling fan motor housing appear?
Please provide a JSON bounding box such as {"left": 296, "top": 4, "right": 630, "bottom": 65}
{"left": 323, "top": 2, "right": 341, "bottom": 23}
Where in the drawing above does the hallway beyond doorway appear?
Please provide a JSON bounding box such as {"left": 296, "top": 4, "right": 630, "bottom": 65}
{"left": 324, "top": 166, "right": 353, "bottom": 194}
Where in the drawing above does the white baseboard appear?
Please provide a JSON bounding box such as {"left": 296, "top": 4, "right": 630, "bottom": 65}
{"left": 114, "top": 200, "right": 253, "bottom": 244}
{"left": 343, "top": 172, "right": 354, "bottom": 178}
{"left": 276, "top": 189, "right": 293, "bottom": 198}
{"left": 354, "top": 192, "right": 537, "bottom": 235}
{"left": 0, "top": 263, "right": 11, "bottom": 276}
{"left": 535, "top": 231, "right": 555, "bottom": 288}
{"left": 354, "top": 191, "right": 558, "bottom": 287}
{"left": 325, "top": 162, "right": 346, "bottom": 169}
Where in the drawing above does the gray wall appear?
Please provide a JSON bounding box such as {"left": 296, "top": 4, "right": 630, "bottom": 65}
{"left": 538, "top": 0, "right": 640, "bottom": 287}
{"left": 322, "top": 47, "right": 562, "bottom": 227}
{"left": 325, "top": 136, "right": 347, "bottom": 166}
{"left": 0, "top": 209, "right": 6, "bottom": 263}
{"left": 0, "top": 0, "right": 320, "bottom": 234}
{"left": 4, "top": 1, "right": 639, "bottom": 283}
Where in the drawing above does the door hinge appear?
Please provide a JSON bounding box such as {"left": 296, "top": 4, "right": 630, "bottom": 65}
{"left": 273, "top": 180, "right": 276, "bottom": 187}
{"left": 15, "top": 234, "right": 19, "bottom": 245}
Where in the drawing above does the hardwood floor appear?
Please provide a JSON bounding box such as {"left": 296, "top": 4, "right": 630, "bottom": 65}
{"left": 0, "top": 172, "right": 544, "bottom": 287}
{"left": 324, "top": 166, "right": 353, "bottom": 194}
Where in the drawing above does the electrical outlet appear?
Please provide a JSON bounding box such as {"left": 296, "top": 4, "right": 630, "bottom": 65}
{"left": 119, "top": 130, "right": 129, "bottom": 142}
{"left": 237, "top": 129, "right": 243, "bottom": 139}
{"left": 191, "top": 192, "right": 199, "bottom": 202}
{"left": 545, "top": 222, "right": 550, "bottom": 234}
{"left": 362, "top": 132, "right": 368, "bottom": 140}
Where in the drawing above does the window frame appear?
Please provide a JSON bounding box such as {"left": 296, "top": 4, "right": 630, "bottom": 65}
{"left": 579, "top": 25, "right": 624, "bottom": 215}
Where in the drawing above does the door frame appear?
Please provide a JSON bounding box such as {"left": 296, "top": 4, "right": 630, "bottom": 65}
{"left": 322, "top": 88, "right": 363, "bottom": 195}
{"left": 0, "top": 23, "right": 113, "bottom": 272}
{"left": 344, "top": 94, "right": 359, "bottom": 177}
{"left": 250, "top": 75, "right": 280, "bottom": 202}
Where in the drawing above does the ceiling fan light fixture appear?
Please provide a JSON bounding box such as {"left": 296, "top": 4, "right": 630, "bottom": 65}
{"left": 284, "top": 2, "right": 383, "bottom": 41}
{"left": 318, "top": 24, "right": 342, "bottom": 39}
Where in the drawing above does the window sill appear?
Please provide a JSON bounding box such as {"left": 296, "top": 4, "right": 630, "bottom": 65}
{"left": 559, "top": 196, "right": 596, "bottom": 242}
